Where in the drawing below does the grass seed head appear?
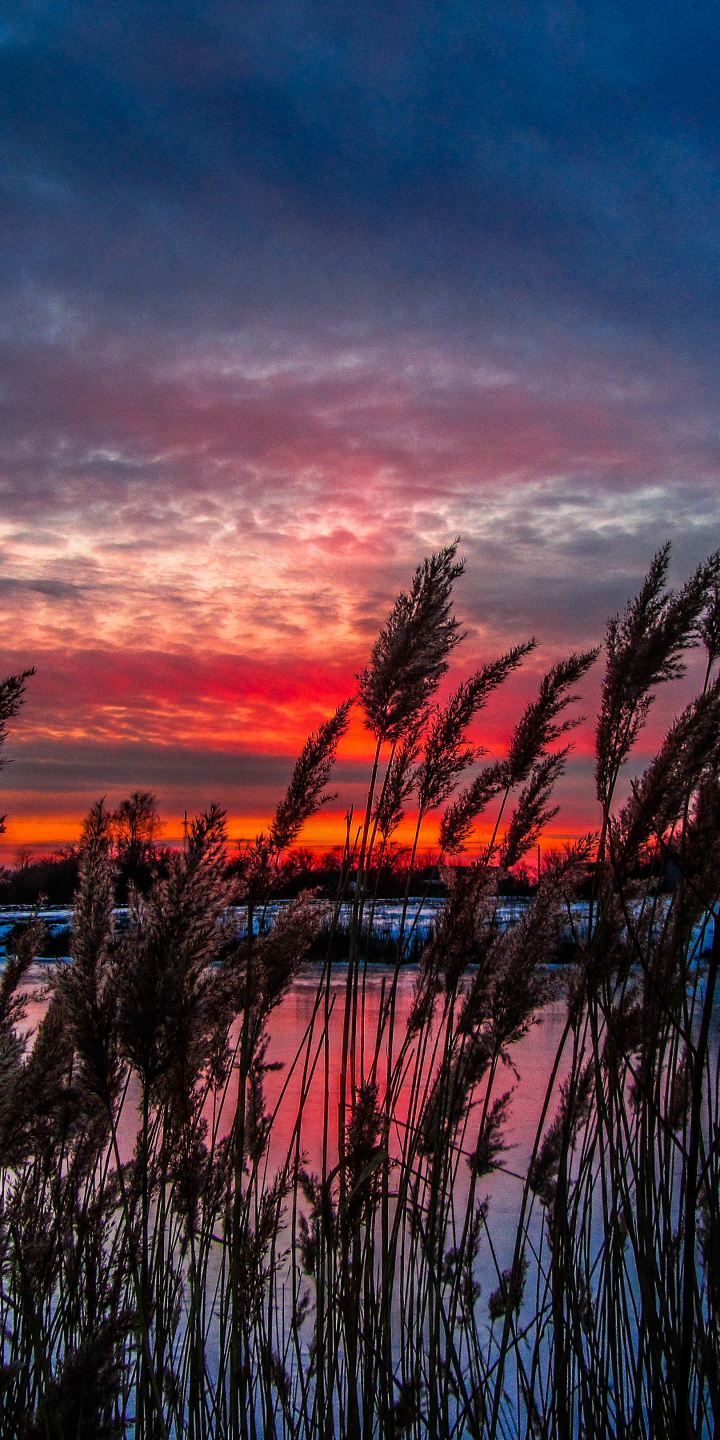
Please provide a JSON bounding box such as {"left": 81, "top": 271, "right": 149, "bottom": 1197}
{"left": 500, "top": 749, "right": 567, "bottom": 870}
{"left": 270, "top": 698, "right": 353, "bottom": 854}
{"left": 507, "top": 649, "right": 599, "bottom": 789}
{"left": 358, "top": 543, "right": 465, "bottom": 742}
{"left": 439, "top": 761, "right": 507, "bottom": 854}
{"left": 416, "top": 642, "right": 535, "bottom": 817}
{"left": 596, "top": 545, "right": 720, "bottom": 806}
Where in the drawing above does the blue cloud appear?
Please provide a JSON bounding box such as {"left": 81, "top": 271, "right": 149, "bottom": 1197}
{"left": 0, "top": 0, "right": 719, "bottom": 347}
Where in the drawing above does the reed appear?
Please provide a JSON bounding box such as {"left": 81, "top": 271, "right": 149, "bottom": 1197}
{"left": 0, "top": 546, "right": 718, "bottom": 1437}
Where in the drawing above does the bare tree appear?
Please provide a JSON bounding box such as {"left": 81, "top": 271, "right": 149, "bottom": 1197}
{"left": 111, "top": 791, "right": 162, "bottom": 872}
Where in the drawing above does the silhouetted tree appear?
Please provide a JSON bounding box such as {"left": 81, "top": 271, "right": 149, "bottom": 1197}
{"left": 111, "top": 790, "right": 162, "bottom": 896}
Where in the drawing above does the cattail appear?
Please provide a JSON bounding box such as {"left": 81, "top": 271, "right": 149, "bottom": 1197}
{"left": 269, "top": 698, "right": 353, "bottom": 853}
{"left": 358, "top": 544, "right": 465, "bottom": 742}
{"left": 596, "top": 544, "right": 720, "bottom": 807}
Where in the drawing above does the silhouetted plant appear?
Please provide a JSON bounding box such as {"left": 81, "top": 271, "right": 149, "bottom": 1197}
{"left": 0, "top": 545, "right": 718, "bottom": 1438}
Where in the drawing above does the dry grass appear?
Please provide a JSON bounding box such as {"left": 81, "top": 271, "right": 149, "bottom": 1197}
{"left": 0, "top": 545, "right": 718, "bottom": 1438}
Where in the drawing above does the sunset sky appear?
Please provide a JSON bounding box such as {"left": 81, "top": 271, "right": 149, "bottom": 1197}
{"left": 1, "top": 2, "right": 719, "bottom": 853}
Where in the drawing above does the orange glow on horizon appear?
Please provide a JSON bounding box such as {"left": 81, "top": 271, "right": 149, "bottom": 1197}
{"left": 1, "top": 567, "right": 704, "bottom": 858}
{"left": 0, "top": 806, "right": 592, "bottom": 860}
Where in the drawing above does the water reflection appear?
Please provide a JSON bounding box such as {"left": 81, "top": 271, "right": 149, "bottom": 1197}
{"left": 15, "top": 959, "right": 571, "bottom": 1275}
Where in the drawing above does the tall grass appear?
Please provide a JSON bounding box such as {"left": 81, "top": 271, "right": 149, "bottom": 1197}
{"left": 1, "top": 544, "right": 719, "bottom": 1437}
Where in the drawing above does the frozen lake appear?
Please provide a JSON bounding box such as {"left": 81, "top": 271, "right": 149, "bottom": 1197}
{"left": 0, "top": 894, "right": 715, "bottom": 961}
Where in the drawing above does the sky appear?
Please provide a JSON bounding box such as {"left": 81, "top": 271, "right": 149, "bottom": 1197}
{"left": 1, "top": 1, "right": 720, "bottom": 854}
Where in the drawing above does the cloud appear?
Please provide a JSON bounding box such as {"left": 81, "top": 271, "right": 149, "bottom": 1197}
{"left": 0, "top": 577, "right": 87, "bottom": 598}
{"left": 0, "top": 2, "right": 719, "bottom": 345}
{"left": 2, "top": 326, "right": 719, "bottom": 657}
{"left": 1, "top": 738, "right": 369, "bottom": 793}
{"left": 0, "top": 2, "right": 718, "bottom": 837}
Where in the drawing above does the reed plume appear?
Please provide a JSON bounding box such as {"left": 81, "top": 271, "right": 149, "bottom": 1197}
{"left": 506, "top": 649, "right": 599, "bottom": 788}
{"left": 439, "top": 761, "right": 508, "bottom": 854}
{"left": 115, "top": 803, "right": 233, "bottom": 1113}
{"left": 416, "top": 642, "right": 535, "bottom": 819}
{"left": 439, "top": 649, "right": 596, "bottom": 859}
{"left": 499, "top": 749, "right": 567, "bottom": 869}
{"left": 57, "top": 800, "right": 121, "bottom": 1113}
{"left": 700, "top": 577, "right": 720, "bottom": 679}
{"left": 596, "top": 543, "right": 720, "bottom": 809}
{"left": 372, "top": 729, "right": 422, "bottom": 842}
{"left": 22, "top": 1315, "right": 131, "bottom": 1440}
{"left": 358, "top": 543, "right": 464, "bottom": 743}
{"left": 0, "top": 917, "right": 73, "bottom": 1171}
{"left": 0, "top": 668, "right": 34, "bottom": 833}
{"left": 269, "top": 698, "right": 353, "bottom": 854}
{"left": 612, "top": 677, "right": 720, "bottom": 873}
